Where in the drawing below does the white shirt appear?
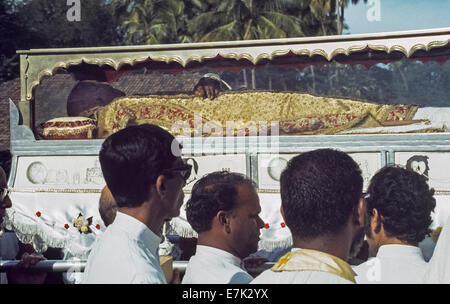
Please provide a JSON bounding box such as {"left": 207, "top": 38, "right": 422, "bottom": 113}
{"left": 353, "top": 244, "right": 427, "bottom": 284}
{"left": 423, "top": 216, "right": 450, "bottom": 283}
{"left": 182, "top": 245, "right": 253, "bottom": 284}
{"left": 251, "top": 269, "right": 353, "bottom": 284}
{"left": 82, "top": 212, "right": 166, "bottom": 284}
{"left": 0, "top": 231, "right": 20, "bottom": 284}
{"left": 251, "top": 248, "right": 354, "bottom": 284}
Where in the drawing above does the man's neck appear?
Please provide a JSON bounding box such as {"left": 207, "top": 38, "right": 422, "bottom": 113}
{"left": 119, "top": 203, "right": 165, "bottom": 237}
{"left": 292, "top": 234, "right": 351, "bottom": 261}
{"left": 197, "top": 234, "right": 242, "bottom": 260}
{"left": 378, "top": 237, "right": 418, "bottom": 249}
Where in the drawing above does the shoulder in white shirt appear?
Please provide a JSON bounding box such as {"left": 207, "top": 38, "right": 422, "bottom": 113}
{"left": 82, "top": 212, "right": 166, "bottom": 284}
{"left": 251, "top": 247, "right": 355, "bottom": 284}
{"left": 0, "top": 231, "right": 20, "bottom": 284}
{"left": 182, "top": 245, "right": 253, "bottom": 284}
{"left": 353, "top": 244, "right": 427, "bottom": 284}
{"left": 251, "top": 268, "right": 354, "bottom": 284}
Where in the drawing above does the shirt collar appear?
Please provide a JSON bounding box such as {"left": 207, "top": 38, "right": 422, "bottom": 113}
{"left": 376, "top": 244, "right": 424, "bottom": 259}
{"left": 113, "top": 211, "right": 161, "bottom": 254}
{"left": 196, "top": 245, "right": 243, "bottom": 268}
{"left": 272, "top": 248, "right": 357, "bottom": 283}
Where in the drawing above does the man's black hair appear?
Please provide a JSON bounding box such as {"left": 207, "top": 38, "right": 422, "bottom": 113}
{"left": 280, "top": 148, "right": 363, "bottom": 239}
{"left": 186, "top": 171, "right": 256, "bottom": 233}
{"left": 0, "top": 150, "right": 12, "bottom": 177}
{"left": 99, "top": 124, "right": 178, "bottom": 208}
{"left": 365, "top": 166, "right": 436, "bottom": 243}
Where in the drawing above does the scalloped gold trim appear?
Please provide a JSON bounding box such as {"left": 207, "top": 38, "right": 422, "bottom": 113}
{"left": 255, "top": 189, "right": 450, "bottom": 195}
{"left": 368, "top": 39, "right": 450, "bottom": 57}
{"left": 10, "top": 188, "right": 102, "bottom": 193}
{"left": 22, "top": 31, "right": 450, "bottom": 102}
{"left": 9, "top": 188, "right": 450, "bottom": 195}
{"left": 256, "top": 188, "right": 280, "bottom": 193}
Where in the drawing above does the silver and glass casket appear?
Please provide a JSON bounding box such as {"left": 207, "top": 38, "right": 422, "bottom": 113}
{"left": 4, "top": 27, "right": 450, "bottom": 260}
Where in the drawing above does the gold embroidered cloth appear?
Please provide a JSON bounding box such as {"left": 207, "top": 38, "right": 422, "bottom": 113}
{"left": 271, "top": 249, "right": 357, "bottom": 283}
{"left": 42, "top": 117, "right": 96, "bottom": 140}
{"left": 94, "top": 91, "right": 418, "bottom": 138}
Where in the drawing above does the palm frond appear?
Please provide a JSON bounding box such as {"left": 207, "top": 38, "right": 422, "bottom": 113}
{"left": 263, "top": 11, "right": 304, "bottom": 37}
{"left": 199, "top": 20, "right": 237, "bottom": 42}
{"left": 243, "top": 19, "right": 253, "bottom": 40}
{"left": 188, "top": 11, "right": 228, "bottom": 37}
{"left": 257, "top": 16, "right": 286, "bottom": 39}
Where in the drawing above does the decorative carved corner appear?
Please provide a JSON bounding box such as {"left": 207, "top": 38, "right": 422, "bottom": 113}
{"left": 9, "top": 99, "right": 35, "bottom": 142}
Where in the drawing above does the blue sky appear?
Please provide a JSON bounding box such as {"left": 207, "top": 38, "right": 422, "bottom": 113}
{"left": 344, "top": 0, "right": 450, "bottom": 34}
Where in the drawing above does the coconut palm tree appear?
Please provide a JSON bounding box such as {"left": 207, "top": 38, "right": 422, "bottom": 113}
{"left": 188, "top": 0, "right": 305, "bottom": 42}
{"left": 187, "top": 0, "right": 308, "bottom": 89}
{"left": 309, "top": 0, "right": 368, "bottom": 35}
{"left": 308, "top": 0, "right": 339, "bottom": 35}
{"left": 336, "top": 0, "right": 368, "bottom": 35}
{"left": 111, "top": 0, "right": 189, "bottom": 44}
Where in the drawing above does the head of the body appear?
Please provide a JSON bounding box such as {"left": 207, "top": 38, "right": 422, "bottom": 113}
{"left": 68, "top": 74, "right": 223, "bottom": 117}
{"left": 186, "top": 171, "right": 265, "bottom": 260}
{"left": 364, "top": 166, "right": 436, "bottom": 253}
{"left": 99, "top": 123, "right": 191, "bottom": 235}
{"left": 280, "top": 148, "right": 365, "bottom": 261}
{"left": 0, "top": 166, "right": 12, "bottom": 229}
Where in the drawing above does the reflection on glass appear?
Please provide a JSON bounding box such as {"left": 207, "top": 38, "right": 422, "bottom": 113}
{"left": 33, "top": 48, "right": 450, "bottom": 139}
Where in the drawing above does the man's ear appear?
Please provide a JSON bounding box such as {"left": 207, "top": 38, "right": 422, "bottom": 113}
{"left": 280, "top": 205, "right": 286, "bottom": 223}
{"left": 217, "top": 210, "right": 231, "bottom": 234}
{"left": 353, "top": 198, "right": 365, "bottom": 228}
{"left": 370, "top": 208, "right": 382, "bottom": 235}
{"left": 155, "top": 175, "right": 167, "bottom": 198}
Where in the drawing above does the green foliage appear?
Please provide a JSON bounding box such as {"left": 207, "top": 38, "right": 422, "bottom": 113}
{"left": 0, "top": 0, "right": 36, "bottom": 82}
{"left": 111, "top": 0, "right": 192, "bottom": 44}
{"left": 17, "top": 0, "right": 121, "bottom": 48}
{"left": 4, "top": 0, "right": 448, "bottom": 111}
{"left": 0, "top": 0, "right": 122, "bottom": 81}
{"left": 188, "top": 0, "right": 306, "bottom": 42}
{"left": 0, "top": 54, "right": 19, "bottom": 83}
